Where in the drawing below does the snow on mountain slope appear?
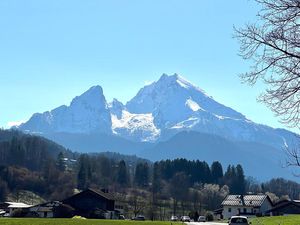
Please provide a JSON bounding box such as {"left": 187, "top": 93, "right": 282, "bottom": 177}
{"left": 185, "top": 98, "right": 203, "bottom": 112}
{"left": 126, "top": 73, "right": 245, "bottom": 129}
{"left": 111, "top": 110, "right": 160, "bottom": 142}
{"left": 107, "top": 98, "right": 160, "bottom": 142}
{"left": 19, "top": 86, "right": 112, "bottom": 134}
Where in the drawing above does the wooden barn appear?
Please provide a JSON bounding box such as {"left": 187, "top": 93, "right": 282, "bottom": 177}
{"left": 62, "top": 188, "right": 117, "bottom": 219}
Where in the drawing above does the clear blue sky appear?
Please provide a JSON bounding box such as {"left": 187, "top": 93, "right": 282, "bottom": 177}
{"left": 0, "top": 0, "right": 295, "bottom": 132}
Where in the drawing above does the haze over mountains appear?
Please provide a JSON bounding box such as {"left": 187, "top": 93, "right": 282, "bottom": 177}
{"left": 18, "top": 74, "right": 299, "bottom": 180}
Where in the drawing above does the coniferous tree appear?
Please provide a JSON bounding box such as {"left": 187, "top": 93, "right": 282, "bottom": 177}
{"left": 134, "top": 162, "right": 149, "bottom": 187}
{"left": 56, "top": 152, "right": 66, "bottom": 171}
{"left": 235, "top": 164, "right": 246, "bottom": 194}
{"left": 77, "top": 154, "right": 92, "bottom": 190}
{"left": 211, "top": 161, "right": 223, "bottom": 184}
{"left": 116, "top": 160, "right": 129, "bottom": 186}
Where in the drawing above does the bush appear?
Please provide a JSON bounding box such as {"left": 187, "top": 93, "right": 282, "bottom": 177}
{"left": 206, "top": 212, "right": 214, "bottom": 221}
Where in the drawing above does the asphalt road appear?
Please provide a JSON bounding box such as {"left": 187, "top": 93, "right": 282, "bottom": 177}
{"left": 186, "top": 222, "right": 228, "bottom": 225}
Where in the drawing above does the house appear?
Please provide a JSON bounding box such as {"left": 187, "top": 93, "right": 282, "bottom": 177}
{"left": 0, "top": 202, "right": 32, "bottom": 216}
{"left": 266, "top": 200, "right": 300, "bottom": 216}
{"left": 62, "top": 188, "right": 118, "bottom": 219}
{"left": 220, "top": 194, "right": 273, "bottom": 219}
{"left": 28, "top": 201, "right": 66, "bottom": 218}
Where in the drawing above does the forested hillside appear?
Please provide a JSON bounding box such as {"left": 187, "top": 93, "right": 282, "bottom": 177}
{"left": 0, "top": 129, "right": 299, "bottom": 219}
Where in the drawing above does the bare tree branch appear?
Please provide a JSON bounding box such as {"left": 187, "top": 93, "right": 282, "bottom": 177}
{"left": 235, "top": 0, "right": 300, "bottom": 128}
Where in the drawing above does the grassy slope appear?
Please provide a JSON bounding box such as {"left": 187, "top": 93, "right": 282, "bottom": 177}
{"left": 0, "top": 219, "right": 181, "bottom": 225}
{"left": 251, "top": 215, "right": 300, "bottom": 225}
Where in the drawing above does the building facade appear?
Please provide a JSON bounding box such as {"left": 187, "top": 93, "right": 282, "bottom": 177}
{"left": 221, "top": 195, "right": 273, "bottom": 219}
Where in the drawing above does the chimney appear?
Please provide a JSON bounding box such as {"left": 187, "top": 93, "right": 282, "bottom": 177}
{"left": 101, "top": 188, "right": 109, "bottom": 193}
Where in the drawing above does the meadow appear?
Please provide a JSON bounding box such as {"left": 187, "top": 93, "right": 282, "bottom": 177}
{"left": 0, "top": 218, "right": 182, "bottom": 225}
{"left": 251, "top": 215, "right": 300, "bottom": 225}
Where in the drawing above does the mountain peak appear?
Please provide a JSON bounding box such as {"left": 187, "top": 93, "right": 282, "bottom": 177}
{"left": 70, "top": 85, "right": 105, "bottom": 107}
{"left": 82, "top": 85, "right": 104, "bottom": 97}
{"left": 20, "top": 85, "right": 112, "bottom": 134}
{"left": 159, "top": 73, "right": 180, "bottom": 82}
{"left": 157, "top": 73, "right": 206, "bottom": 93}
{"left": 109, "top": 98, "right": 125, "bottom": 119}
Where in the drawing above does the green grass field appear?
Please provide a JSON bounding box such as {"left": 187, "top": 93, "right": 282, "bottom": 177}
{"left": 251, "top": 215, "right": 300, "bottom": 225}
{"left": 0, "top": 218, "right": 182, "bottom": 225}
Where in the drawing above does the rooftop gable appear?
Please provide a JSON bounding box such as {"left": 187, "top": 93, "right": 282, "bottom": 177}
{"left": 62, "top": 188, "right": 115, "bottom": 203}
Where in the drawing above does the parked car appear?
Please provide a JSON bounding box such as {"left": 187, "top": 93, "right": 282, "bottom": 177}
{"left": 170, "top": 215, "right": 178, "bottom": 221}
{"left": 198, "top": 215, "right": 206, "bottom": 222}
{"left": 229, "top": 216, "right": 251, "bottom": 225}
{"left": 181, "top": 215, "right": 191, "bottom": 222}
{"left": 119, "top": 214, "right": 125, "bottom": 220}
{"left": 133, "top": 215, "right": 145, "bottom": 221}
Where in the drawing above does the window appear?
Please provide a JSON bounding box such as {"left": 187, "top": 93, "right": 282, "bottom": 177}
{"left": 243, "top": 208, "right": 247, "bottom": 213}
{"left": 230, "top": 218, "right": 248, "bottom": 223}
{"left": 228, "top": 208, "right": 231, "bottom": 212}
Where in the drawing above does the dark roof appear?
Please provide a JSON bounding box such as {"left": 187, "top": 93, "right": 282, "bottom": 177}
{"left": 63, "top": 188, "right": 115, "bottom": 202}
{"left": 266, "top": 200, "right": 300, "bottom": 213}
{"left": 87, "top": 188, "right": 115, "bottom": 200}
{"left": 222, "top": 195, "right": 272, "bottom": 207}
{"left": 213, "top": 208, "right": 223, "bottom": 214}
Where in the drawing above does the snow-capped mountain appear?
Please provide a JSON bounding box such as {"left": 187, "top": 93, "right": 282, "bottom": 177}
{"left": 127, "top": 73, "right": 245, "bottom": 123}
{"left": 125, "top": 74, "right": 295, "bottom": 149}
{"left": 17, "top": 73, "right": 300, "bottom": 179}
{"left": 19, "top": 85, "right": 112, "bottom": 134}
{"left": 19, "top": 74, "right": 297, "bottom": 148}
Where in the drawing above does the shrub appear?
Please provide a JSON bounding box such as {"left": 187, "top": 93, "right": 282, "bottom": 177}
{"left": 206, "top": 212, "right": 214, "bottom": 221}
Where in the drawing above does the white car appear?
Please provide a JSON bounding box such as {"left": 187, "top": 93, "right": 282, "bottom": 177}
{"left": 181, "top": 216, "right": 191, "bottom": 222}
{"left": 198, "top": 215, "right": 206, "bottom": 222}
{"left": 229, "top": 216, "right": 251, "bottom": 225}
{"left": 171, "top": 215, "right": 178, "bottom": 221}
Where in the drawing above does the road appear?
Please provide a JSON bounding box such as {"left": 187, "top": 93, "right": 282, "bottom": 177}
{"left": 186, "top": 222, "right": 228, "bottom": 225}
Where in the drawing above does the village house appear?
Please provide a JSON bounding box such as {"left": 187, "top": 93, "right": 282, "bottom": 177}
{"left": 28, "top": 201, "right": 66, "bottom": 218}
{"left": 219, "top": 194, "right": 273, "bottom": 219}
{"left": 62, "top": 188, "right": 119, "bottom": 219}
